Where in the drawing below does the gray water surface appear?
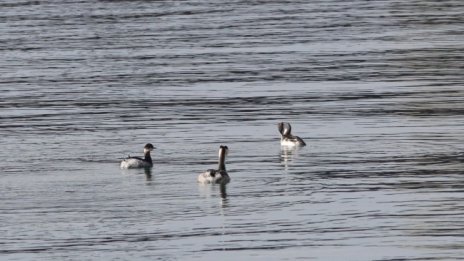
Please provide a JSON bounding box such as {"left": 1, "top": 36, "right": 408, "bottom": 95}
{"left": 1, "top": 0, "right": 464, "bottom": 260}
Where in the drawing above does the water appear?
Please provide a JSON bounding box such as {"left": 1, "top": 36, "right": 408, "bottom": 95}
{"left": 1, "top": 0, "right": 464, "bottom": 260}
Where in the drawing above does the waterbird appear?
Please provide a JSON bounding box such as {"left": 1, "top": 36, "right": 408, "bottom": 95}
{"left": 278, "top": 122, "right": 306, "bottom": 147}
{"left": 198, "top": 145, "right": 230, "bottom": 184}
{"left": 120, "top": 143, "right": 155, "bottom": 169}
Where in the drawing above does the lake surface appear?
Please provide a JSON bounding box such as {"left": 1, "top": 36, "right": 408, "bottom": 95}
{"left": 1, "top": 0, "right": 464, "bottom": 260}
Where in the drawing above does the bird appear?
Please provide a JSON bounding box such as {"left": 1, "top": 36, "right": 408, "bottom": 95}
{"left": 278, "top": 122, "right": 306, "bottom": 147}
{"left": 198, "top": 145, "right": 230, "bottom": 184}
{"left": 120, "top": 143, "right": 155, "bottom": 169}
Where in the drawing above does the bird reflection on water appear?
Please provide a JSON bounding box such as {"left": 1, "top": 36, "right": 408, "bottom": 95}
{"left": 119, "top": 166, "right": 154, "bottom": 184}
{"left": 280, "top": 146, "right": 302, "bottom": 171}
{"left": 198, "top": 182, "right": 229, "bottom": 208}
{"left": 144, "top": 168, "right": 153, "bottom": 182}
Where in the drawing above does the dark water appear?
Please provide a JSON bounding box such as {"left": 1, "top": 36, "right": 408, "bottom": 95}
{"left": 1, "top": 0, "right": 464, "bottom": 260}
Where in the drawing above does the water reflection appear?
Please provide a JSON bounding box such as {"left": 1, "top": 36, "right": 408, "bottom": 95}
{"left": 119, "top": 167, "right": 154, "bottom": 183}
{"left": 198, "top": 183, "right": 228, "bottom": 207}
{"left": 219, "top": 184, "right": 228, "bottom": 201}
{"left": 144, "top": 168, "right": 153, "bottom": 182}
{"left": 280, "top": 146, "right": 302, "bottom": 170}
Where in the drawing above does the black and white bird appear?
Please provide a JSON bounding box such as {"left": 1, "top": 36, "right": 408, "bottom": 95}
{"left": 120, "top": 143, "right": 155, "bottom": 169}
{"left": 278, "top": 122, "right": 306, "bottom": 147}
{"left": 198, "top": 145, "right": 230, "bottom": 185}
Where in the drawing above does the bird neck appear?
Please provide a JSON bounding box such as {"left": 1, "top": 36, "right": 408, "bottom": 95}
{"left": 144, "top": 151, "right": 152, "bottom": 164}
{"left": 218, "top": 150, "right": 226, "bottom": 171}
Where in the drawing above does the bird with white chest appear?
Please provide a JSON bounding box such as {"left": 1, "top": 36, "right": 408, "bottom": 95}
{"left": 198, "top": 145, "right": 230, "bottom": 185}
{"left": 120, "top": 143, "right": 155, "bottom": 169}
{"left": 278, "top": 122, "right": 306, "bottom": 147}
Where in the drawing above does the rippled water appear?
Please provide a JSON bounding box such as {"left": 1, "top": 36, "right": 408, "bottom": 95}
{"left": 1, "top": 0, "right": 464, "bottom": 260}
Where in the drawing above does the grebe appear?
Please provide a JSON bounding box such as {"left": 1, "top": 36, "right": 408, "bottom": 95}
{"left": 278, "top": 122, "right": 306, "bottom": 147}
{"left": 198, "top": 145, "right": 230, "bottom": 184}
{"left": 120, "top": 143, "right": 155, "bottom": 169}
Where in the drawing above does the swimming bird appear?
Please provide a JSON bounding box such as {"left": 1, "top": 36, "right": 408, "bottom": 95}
{"left": 120, "top": 143, "right": 155, "bottom": 169}
{"left": 278, "top": 122, "right": 306, "bottom": 147}
{"left": 198, "top": 145, "right": 230, "bottom": 184}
